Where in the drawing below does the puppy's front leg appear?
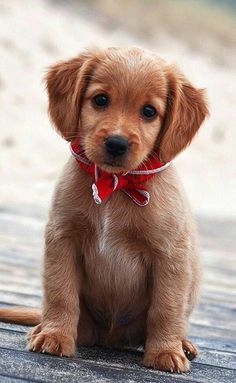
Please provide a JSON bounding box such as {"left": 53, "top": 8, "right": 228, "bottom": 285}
{"left": 28, "top": 224, "right": 80, "bottom": 356}
{"left": 144, "top": 250, "right": 191, "bottom": 373}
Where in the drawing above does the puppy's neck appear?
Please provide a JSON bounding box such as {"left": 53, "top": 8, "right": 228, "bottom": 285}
{"left": 70, "top": 139, "right": 170, "bottom": 206}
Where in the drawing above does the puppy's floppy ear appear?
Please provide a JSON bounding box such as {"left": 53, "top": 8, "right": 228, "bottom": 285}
{"left": 157, "top": 65, "right": 209, "bottom": 162}
{"left": 45, "top": 51, "right": 99, "bottom": 141}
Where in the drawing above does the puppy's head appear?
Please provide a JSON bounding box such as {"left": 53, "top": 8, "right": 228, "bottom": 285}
{"left": 46, "top": 47, "right": 208, "bottom": 172}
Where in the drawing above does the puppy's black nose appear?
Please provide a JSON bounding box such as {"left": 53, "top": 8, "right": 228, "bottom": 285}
{"left": 105, "top": 135, "right": 129, "bottom": 157}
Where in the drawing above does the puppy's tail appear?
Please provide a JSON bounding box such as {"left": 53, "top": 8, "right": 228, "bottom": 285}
{"left": 0, "top": 307, "right": 41, "bottom": 326}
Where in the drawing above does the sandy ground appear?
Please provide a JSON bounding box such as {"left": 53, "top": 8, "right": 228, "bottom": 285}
{"left": 0, "top": 0, "right": 235, "bottom": 219}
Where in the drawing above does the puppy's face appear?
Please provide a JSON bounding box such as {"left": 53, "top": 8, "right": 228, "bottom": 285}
{"left": 79, "top": 52, "right": 167, "bottom": 173}
{"left": 46, "top": 48, "right": 208, "bottom": 170}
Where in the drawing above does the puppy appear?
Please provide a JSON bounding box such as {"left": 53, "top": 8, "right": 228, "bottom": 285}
{"left": 0, "top": 47, "right": 208, "bottom": 373}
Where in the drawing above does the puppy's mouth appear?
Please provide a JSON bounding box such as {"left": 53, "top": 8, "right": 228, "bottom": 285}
{"left": 104, "top": 157, "right": 127, "bottom": 168}
{"left": 104, "top": 160, "right": 122, "bottom": 167}
{"left": 100, "top": 159, "right": 129, "bottom": 174}
{"left": 93, "top": 151, "right": 139, "bottom": 173}
{"left": 85, "top": 148, "right": 145, "bottom": 174}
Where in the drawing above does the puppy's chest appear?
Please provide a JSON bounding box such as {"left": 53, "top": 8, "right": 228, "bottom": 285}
{"left": 82, "top": 206, "right": 149, "bottom": 303}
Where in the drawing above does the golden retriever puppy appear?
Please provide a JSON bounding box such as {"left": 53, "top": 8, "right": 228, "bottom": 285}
{"left": 0, "top": 47, "right": 208, "bottom": 373}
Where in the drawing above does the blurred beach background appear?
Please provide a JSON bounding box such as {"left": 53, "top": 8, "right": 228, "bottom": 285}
{"left": 1, "top": 0, "right": 235, "bottom": 220}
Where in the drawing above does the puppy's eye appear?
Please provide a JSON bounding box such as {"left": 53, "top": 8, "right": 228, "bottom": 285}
{"left": 141, "top": 104, "right": 157, "bottom": 120}
{"left": 92, "top": 93, "right": 109, "bottom": 108}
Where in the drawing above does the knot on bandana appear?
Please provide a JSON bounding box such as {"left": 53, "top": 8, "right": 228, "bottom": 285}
{"left": 70, "top": 139, "right": 170, "bottom": 206}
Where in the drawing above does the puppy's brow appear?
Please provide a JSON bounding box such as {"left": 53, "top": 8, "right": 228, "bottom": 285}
{"left": 149, "top": 97, "right": 166, "bottom": 118}
{"left": 84, "top": 83, "right": 112, "bottom": 99}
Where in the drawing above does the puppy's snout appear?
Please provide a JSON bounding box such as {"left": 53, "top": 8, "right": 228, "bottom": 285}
{"left": 105, "top": 135, "right": 129, "bottom": 157}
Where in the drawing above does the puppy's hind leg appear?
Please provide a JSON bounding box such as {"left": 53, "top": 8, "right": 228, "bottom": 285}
{"left": 77, "top": 300, "right": 97, "bottom": 347}
{"left": 182, "top": 339, "right": 198, "bottom": 361}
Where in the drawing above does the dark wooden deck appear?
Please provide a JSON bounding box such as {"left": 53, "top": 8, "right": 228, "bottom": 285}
{"left": 0, "top": 204, "right": 236, "bottom": 382}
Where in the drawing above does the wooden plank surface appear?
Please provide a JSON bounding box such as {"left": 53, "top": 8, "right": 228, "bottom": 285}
{"left": 0, "top": 205, "right": 236, "bottom": 382}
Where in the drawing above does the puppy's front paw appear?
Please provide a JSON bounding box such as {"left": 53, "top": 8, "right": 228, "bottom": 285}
{"left": 143, "top": 347, "right": 190, "bottom": 373}
{"left": 27, "top": 323, "right": 76, "bottom": 357}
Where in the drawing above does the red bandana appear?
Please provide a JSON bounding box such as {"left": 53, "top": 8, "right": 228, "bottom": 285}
{"left": 70, "top": 139, "right": 170, "bottom": 206}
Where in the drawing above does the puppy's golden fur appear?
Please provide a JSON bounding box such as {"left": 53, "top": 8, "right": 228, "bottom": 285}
{"left": 0, "top": 47, "right": 208, "bottom": 373}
